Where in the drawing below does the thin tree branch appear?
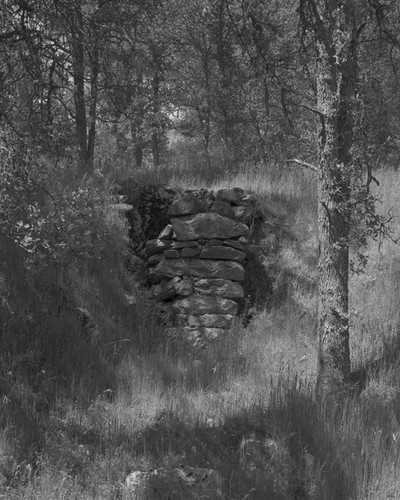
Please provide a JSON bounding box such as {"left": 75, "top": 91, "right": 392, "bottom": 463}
{"left": 287, "top": 158, "right": 318, "bottom": 172}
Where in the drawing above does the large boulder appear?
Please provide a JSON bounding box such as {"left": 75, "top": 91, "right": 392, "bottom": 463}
{"left": 152, "top": 258, "right": 245, "bottom": 281}
{"left": 171, "top": 213, "right": 249, "bottom": 241}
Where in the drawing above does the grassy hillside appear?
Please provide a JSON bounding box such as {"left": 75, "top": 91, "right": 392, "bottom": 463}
{"left": 2, "top": 162, "right": 400, "bottom": 499}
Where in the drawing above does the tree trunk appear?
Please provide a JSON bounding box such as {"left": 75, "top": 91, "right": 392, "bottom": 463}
{"left": 301, "top": 0, "right": 357, "bottom": 393}
{"left": 151, "top": 51, "right": 161, "bottom": 169}
{"left": 86, "top": 17, "right": 99, "bottom": 174}
{"left": 71, "top": 4, "right": 88, "bottom": 176}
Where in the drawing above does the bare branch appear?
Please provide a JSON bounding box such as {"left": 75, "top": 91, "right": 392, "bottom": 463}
{"left": 287, "top": 158, "right": 318, "bottom": 172}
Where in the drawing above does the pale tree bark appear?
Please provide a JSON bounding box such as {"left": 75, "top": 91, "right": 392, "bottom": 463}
{"left": 300, "top": 0, "right": 358, "bottom": 393}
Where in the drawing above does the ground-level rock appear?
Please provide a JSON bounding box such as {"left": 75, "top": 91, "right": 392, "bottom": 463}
{"left": 124, "top": 466, "right": 223, "bottom": 499}
{"left": 188, "top": 313, "right": 234, "bottom": 328}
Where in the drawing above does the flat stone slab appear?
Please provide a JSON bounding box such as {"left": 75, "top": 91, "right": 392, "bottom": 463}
{"left": 164, "top": 249, "right": 180, "bottom": 259}
{"left": 172, "top": 295, "right": 238, "bottom": 315}
{"left": 171, "top": 212, "right": 249, "bottom": 241}
{"left": 199, "top": 245, "right": 245, "bottom": 262}
{"left": 188, "top": 314, "right": 234, "bottom": 328}
{"left": 153, "top": 258, "right": 245, "bottom": 281}
{"left": 181, "top": 247, "right": 201, "bottom": 257}
{"left": 222, "top": 239, "right": 244, "bottom": 250}
{"left": 194, "top": 278, "right": 244, "bottom": 298}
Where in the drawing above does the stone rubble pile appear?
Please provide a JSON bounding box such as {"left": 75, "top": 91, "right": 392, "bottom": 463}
{"left": 143, "top": 187, "right": 263, "bottom": 343}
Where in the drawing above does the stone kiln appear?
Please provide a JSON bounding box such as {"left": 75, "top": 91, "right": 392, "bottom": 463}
{"left": 143, "top": 187, "right": 264, "bottom": 344}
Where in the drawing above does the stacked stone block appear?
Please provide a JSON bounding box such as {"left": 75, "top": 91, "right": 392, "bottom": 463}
{"left": 144, "top": 187, "right": 263, "bottom": 344}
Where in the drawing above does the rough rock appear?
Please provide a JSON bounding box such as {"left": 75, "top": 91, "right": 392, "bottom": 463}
{"left": 153, "top": 258, "right": 245, "bottom": 281}
{"left": 188, "top": 314, "right": 234, "bottom": 328}
{"left": 209, "top": 200, "right": 236, "bottom": 219}
{"left": 172, "top": 295, "right": 238, "bottom": 315}
{"left": 147, "top": 254, "right": 165, "bottom": 266}
{"left": 216, "top": 187, "right": 245, "bottom": 205}
{"left": 173, "top": 276, "right": 194, "bottom": 296}
{"left": 167, "top": 194, "right": 207, "bottom": 217}
{"left": 171, "top": 213, "right": 249, "bottom": 241}
{"left": 181, "top": 247, "right": 201, "bottom": 258}
{"left": 158, "top": 224, "right": 174, "bottom": 240}
{"left": 164, "top": 249, "right": 181, "bottom": 259}
{"left": 222, "top": 239, "right": 244, "bottom": 250}
{"left": 124, "top": 466, "right": 223, "bottom": 499}
{"left": 194, "top": 278, "right": 244, "bottom": 298}
{"left": 199, "top": 245, "right": 245, "bottom": 262}
{"left": 240, "top": 194, "right": 258, "bottom": 206}
{"left": 144, "top": 239, "right": 171, "bottom": 257}
{"left": 172, "top": 240, "right": 198, "bottom": 249}
{"left": 151, "top": 279, "right": 176, "bottom": 300}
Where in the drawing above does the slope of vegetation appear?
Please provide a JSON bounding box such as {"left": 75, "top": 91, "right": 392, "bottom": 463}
{"left": 2, "top": 158, "right": 400, "bottom": 500}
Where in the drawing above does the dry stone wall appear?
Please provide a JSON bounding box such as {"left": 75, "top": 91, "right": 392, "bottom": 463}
{"left": 142, "top": 187, "right": 266, "bottom": 344}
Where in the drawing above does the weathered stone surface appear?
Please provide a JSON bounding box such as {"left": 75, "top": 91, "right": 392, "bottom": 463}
{"left": 144, "top": 238, "right": 171, "bottom": 257}
{"left": 167, "top": 194, "right": 207, "bottom": 217}
{"left": 233, "top": 205, "right": 256, "bottom": 225}
{"left": 216, "top": 187, "right": 245, "bottom": 205}
{"left": 188, "top": 314, "right": 234, "bottom": 328}
{"left": 125, "top": 466, "right": 223, "bottom": 499}
{"left": 172, "top": 295, "right": 238, "bottom": 315}
{"left": 199, "top": 245, "right": 246, "bottom": 262}
{"left": 154, "top": 258, "right": 245, "bottom": 281}
{"left": 164, "top": 249, "right": 180, "bottom": 259}
{"left": 171, "top": 213, "right": 249, "bottom": 241}
{"left": 240, "top": 194, "right": 258, "bottom": 206}
{"left": 209, "top": 200, "right": 236, "bottom": 219}
{"left": 172, "top": 240, "right": 198, "bottom": 249}
{"left": 158, "top": 224, "right": 174, "bottom": 240}
{"left": 194, "top": 278, "right": 244, "bottom": 298}
{"left": 223, "top": 239, "right": 244, "bottom": 250}
{"left": 151, "top": 279, "right": 176, "bottom": 300}
{"left": 181, "top": 246, "right": 201, "bottom": 258}
{"left": 147, "top": 253, "right": 164, "bottom": 266}
{"left": 189, "top": 327, "right": 225, "bottom": 341}
{"left": 110, "top": 203, "right": 134, "bottom": 213}
{"left": 209, "top": 239, "right": 223, "bottom": 246}
{"left": 173, "top": 276, "right": 194, "bottom": 296}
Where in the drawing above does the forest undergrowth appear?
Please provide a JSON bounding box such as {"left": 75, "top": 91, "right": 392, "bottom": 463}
{"left": 2, "top": 159, "right": 400, "bottom": 499}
